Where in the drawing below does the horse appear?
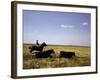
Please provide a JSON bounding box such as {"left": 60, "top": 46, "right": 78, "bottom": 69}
{"left": 29, "top": 42, "right": 47, "bottom": 53}
{"left": 35, "top": 49, "right": 55, "bottom": 58}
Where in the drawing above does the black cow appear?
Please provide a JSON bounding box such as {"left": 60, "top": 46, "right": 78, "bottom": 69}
{"left": 59, "top": 51, "right": 75, "bottom": 58}
{"left": 35, "top": 49, "right": 55, "bottom": 58}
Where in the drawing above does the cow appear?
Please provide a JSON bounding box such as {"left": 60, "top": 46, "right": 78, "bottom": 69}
{"left": 59, "top": 51, "right": 75, "bottom": 58}
{"left": 35, "top": 49, "right": 55, "bottom": 58}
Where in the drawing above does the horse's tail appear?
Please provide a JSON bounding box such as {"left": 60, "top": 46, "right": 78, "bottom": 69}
{"left": 30, "top": 49, "right": 33, "bottom": 53}
{"left": 29, "top": 45, "right": 33, "bottom": 49}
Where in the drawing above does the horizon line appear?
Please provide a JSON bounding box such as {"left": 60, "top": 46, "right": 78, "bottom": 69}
{"left": 23, "top": 43, "right": 90, "bottom": 47}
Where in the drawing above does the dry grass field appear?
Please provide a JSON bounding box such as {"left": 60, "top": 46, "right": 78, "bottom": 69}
{"left": 23, "top": 44, "right": 91, "bottom": 69}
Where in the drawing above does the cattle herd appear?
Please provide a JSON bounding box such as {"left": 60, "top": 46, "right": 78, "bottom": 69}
{"left": 29, "top": 42, "right": 76, "bottom": 59}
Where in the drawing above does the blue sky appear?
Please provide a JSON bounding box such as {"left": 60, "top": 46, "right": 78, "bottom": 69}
{"left": 23, "top": 10, "right": 91, "bottom": 46}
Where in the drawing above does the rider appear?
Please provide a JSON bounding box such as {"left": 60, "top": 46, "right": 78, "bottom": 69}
{"left": 36, "top": 40, "right": 39, "bottom": 47}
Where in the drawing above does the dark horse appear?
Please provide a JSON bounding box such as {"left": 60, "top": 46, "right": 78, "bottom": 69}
{"left": 29, "top": 42, "right": 47, "bottom": 53}
{"left": 35, "top": 49, "right": 55, "bottom": 58}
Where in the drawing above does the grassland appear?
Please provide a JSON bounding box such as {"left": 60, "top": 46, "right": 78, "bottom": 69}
{"left": 23, "top": 44, "right": 91, "bottom": 69}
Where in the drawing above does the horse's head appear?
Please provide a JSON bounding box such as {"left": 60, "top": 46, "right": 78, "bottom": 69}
{"left": 41, "top": 42, "right": 47, "bottom": 47}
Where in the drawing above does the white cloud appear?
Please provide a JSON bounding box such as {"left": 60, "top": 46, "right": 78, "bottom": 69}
{"left": 82, "top": 22, "right": 88, "bottom": 26}
{"left": 60, "top": 24, "right": 74, "bottom": 28}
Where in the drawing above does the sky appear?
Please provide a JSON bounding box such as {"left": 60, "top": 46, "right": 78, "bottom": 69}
{"left": 23, "top": 10, "right": 91, "bottom": 46}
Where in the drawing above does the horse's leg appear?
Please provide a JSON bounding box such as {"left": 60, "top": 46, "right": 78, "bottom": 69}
{"left": 50, "top": 55, "right": 52, "bottom": 58}
{"left": 40, "top": 46, "right": 43, "bottom": 51}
